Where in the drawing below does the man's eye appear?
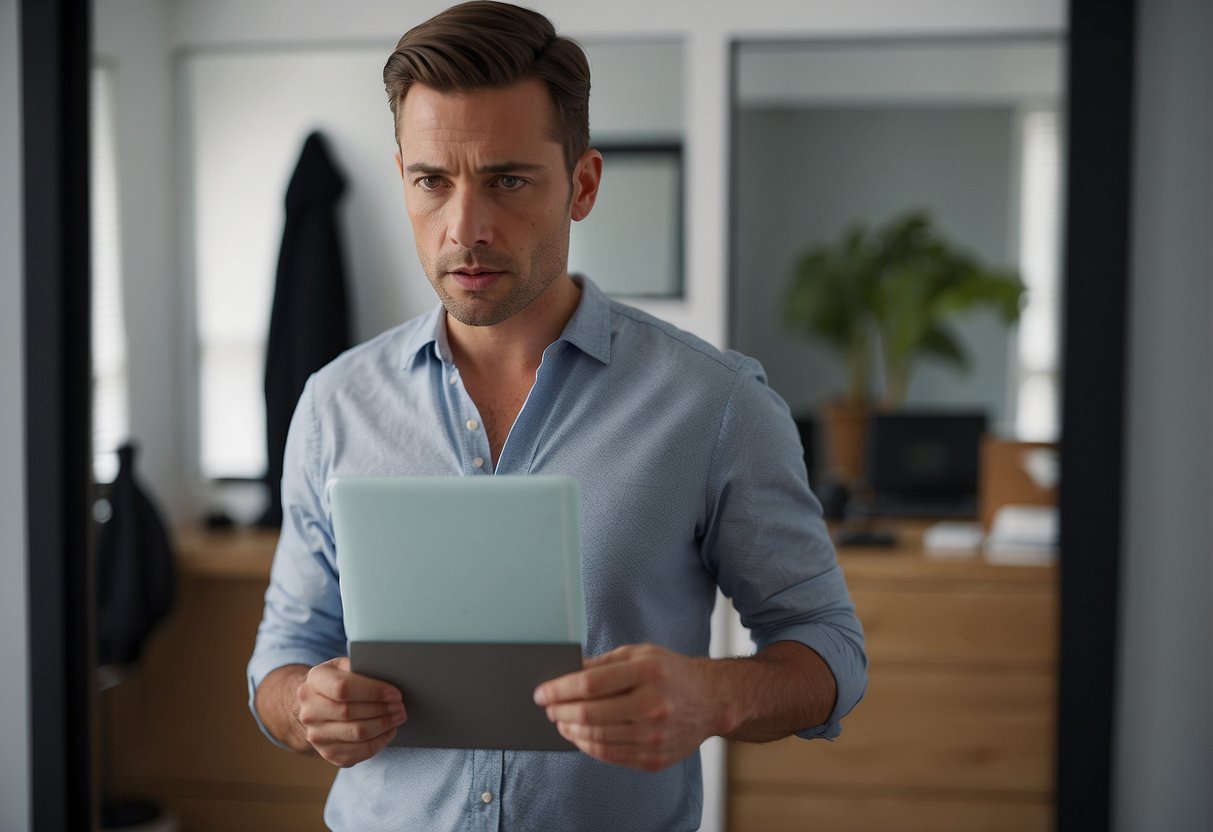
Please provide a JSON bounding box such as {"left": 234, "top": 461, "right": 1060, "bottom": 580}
{"left": 417, "top": 176, "right": 444, "bottom": 190}
{"left": 497, "top": 175, "right": 525, "bottom": 190}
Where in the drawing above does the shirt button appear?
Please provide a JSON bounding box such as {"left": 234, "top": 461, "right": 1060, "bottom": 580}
{"left": 448, "top": 375, "right": 458, "bottom": 386}
{"left": 480, "top": 791, "right": 493, "bottom": 804}
{"left": 473, "top": 457, "right": 485, "bottom": 469}
{"left": 466, "top": 419, "right": 479, "bottom": 431}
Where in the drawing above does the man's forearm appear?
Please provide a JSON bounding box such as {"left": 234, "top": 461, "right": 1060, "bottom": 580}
{"left": 705, "top": 640, "right": 836, "bottom": 743}
{"left": 254, "top": 664, "right": 315, "bottom": 754}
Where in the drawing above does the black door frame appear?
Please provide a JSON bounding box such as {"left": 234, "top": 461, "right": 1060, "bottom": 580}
{"left": 22, "top": 0, "right": 95, "bottom": 829}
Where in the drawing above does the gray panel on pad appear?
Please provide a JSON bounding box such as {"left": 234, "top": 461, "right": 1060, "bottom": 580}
{"left": 350, "top": 641, "right": 582, "bottom": 751}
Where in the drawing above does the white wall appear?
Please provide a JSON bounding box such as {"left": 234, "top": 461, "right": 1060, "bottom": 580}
{"left": 0, "top": 0, "right": 31, "bottom": 827}
{"left": 165, "top": 0, "right": 1064, "bottom": 347}
{"left": 1115, "top": 0, "right": 1213, "bottom": 828}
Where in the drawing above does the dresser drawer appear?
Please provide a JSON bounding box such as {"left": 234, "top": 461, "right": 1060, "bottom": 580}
{"left": 729, "top": 665, "right": 1056, "bottom": 795}
{"left": 728, "top": 790, "right": 1051, "bottom": 832}
{"left": 852, "top": 585, "right": 1057, "bottom": 668}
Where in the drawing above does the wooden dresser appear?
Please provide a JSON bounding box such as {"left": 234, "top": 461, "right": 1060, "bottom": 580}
{"left": 727, "top": 522, "right": 1058, "bottom": 831}
{"left": 108, "top": 523, "right": 1056, "bottom": 831}
{"left": 105, "top": 527, "right": 333, "bottom": 831}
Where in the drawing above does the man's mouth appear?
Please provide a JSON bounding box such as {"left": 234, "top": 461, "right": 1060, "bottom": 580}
{"left": 447, "top": 267, "right": 505, "bottom": 292}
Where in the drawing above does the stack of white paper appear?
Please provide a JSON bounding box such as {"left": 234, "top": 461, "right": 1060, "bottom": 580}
{"left": 984, "top": 504, "right": 1059, "bottom": 565}
{"left": 923, "top": 521, "right": 985, "bottom": 558}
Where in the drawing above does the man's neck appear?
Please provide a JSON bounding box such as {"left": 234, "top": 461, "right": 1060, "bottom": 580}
{"left": 446, "top": 274, "right": 582, "bottom": 378}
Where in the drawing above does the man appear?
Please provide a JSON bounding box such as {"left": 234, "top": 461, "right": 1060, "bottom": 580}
{"left": 248, "top": 3, "right": 866, "bottom": 829}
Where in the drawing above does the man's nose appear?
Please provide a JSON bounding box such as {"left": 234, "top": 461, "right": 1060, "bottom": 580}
{"left": 447, "top": 188, "right": 493, "bottom": 249}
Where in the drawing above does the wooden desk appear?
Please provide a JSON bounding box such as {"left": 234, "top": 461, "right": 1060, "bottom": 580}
{"left": 106, "top": 527, "right": 333, "bottom": 832}
{"left": 727, "top": 522, "right": 1058, "bottom": 832}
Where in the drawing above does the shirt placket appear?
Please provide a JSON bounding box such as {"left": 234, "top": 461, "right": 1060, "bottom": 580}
{"left": 444, "top": 363, "right": 492, "bottom": 474}
{"left": 469, "top": 749, "right": 504, "bottom": 830}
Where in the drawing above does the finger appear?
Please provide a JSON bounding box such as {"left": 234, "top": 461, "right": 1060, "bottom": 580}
{"left": 556, "top": 719, "right": 646, "bottom": 746}
{"left": 583, "top": 644, "right": 640, "bottom": 667}
{"left": 556, "top": 729, "right": 673, "bottom": 772}
{"left": 534, "top": 661, "right": 642, "bottom": 706}
{"left": 304, "top": 710, "right": 405, "bottom": 747}
{"left": 312, "top": 660, "right": 402, "bottom": 702}
{"left": 299, "top": 694, "right": 407, "bottom": 726}
{"left": 545, "top": 693, "right": 641, "bottom": 726}
{"left": 308, "top": 659, "right": 402, "bottom": 705}
{"left": 316, "top": 725, "right": 399, "bottom": 768}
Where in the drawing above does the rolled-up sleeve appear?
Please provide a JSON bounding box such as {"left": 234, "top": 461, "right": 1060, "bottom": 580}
{"left": 703, "top": 358, "right": 867, "bottom": 740}
{"left": 246, "top": 377, "right": 348, "bottom": 744}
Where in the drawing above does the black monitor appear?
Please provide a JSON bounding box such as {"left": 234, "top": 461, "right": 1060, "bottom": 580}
{"left": 865, "top": 410, "right": 987, "bottom": 518}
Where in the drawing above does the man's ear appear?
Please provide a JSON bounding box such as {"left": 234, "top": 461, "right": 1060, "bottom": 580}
{"left": 570, "top": 149, "right": 603, "bottom": 222}
{"left": 394, "top": 150, "right": 404, "bottom": 178}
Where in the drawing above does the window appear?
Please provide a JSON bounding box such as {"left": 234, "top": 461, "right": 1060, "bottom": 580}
{"left": 196, "top": 297, "right": 268, "bottom": 480}
{"left": 90, "top": 64, "right": 129, "bottom": 484}
{"left": 1014, "top": 107, "right": 1064, "bottom": 442}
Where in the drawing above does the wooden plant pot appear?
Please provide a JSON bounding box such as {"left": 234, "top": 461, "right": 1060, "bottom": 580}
{"left": 819, "top": 400, "right": 871, "bottom": 485}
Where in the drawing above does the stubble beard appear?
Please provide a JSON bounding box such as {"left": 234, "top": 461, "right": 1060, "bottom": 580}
{"left": 427, "top": 234, "right": 570, "bottom": 329}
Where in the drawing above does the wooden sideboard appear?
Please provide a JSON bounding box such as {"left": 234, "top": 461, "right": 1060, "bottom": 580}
{"left": 105, "top": 527, "right": 333, "bottom": 831}
{"left": 728, "top": 522, "right": 1058, "bottom": 832}
{"left": 108, "top": 523, "right": 1056, "bottom": 831}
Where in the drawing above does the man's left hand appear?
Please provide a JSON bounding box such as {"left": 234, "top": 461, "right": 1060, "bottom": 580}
{"left": 532, "top": 643, "right": 728, "bottom": 772}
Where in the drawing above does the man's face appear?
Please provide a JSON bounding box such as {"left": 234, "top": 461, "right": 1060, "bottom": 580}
{"left": 395, "top": 79, "right": 598, "bottom": 328}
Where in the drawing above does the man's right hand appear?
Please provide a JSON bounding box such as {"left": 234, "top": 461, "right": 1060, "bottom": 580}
{"left": 255, "top": 658, "right": 407, "bottom": 767}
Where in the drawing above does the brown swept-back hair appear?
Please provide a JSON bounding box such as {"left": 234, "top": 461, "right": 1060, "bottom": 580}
{"left": 383, "top": 1, "right": 591, "bottom": 171}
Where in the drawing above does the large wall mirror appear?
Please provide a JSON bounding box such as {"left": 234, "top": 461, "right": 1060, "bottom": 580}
{"left": 726, "top": 35, "right": 1068, "bottom": 832}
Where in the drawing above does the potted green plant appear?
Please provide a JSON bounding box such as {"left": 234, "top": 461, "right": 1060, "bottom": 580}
{"left": 784, "top": 210, "right": 1025, "bottom": 481}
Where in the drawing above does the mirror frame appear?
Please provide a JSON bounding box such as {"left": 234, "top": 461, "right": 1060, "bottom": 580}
{"left": 1056, "top": 0, "right": 1135, "bottom": 828}
{"left": 22, "top": 0, "right": 1133, "bottom": 829}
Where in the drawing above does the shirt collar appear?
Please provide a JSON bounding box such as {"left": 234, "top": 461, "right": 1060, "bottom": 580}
{"left": 400, "top": 303, "right": 448, "bottom": 371}
{"left": 399, "top": 274, "right": 613, "bottom": 371}
{"left": 559, "top": 274, "right": 612, "bottom": 365}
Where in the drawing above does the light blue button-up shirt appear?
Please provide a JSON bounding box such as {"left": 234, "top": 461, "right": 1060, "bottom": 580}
{"left": 248, "top": 276, "right": 866, "bottom": 831}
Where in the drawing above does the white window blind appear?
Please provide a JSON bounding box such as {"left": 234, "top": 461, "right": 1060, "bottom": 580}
{"left": 1014, "top": 107, "right": 1064, "bottom": 442}
{"left": 90, "top": 65, "right": 129, "bottom": 484}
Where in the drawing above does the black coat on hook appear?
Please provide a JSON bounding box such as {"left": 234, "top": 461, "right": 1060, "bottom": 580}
{"left": 259, "top": 131, "right": 351, "bottom": 527}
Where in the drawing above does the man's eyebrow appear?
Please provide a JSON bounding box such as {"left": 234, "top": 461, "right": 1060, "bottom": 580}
{"left": 403, "top": 162, "right": 450, "bottom": 175}
{"left": 478, "top": 161, "right": 546, "bottom": 175}
{"left": 403, "top": 161, "right": 548, "bottom": 175}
